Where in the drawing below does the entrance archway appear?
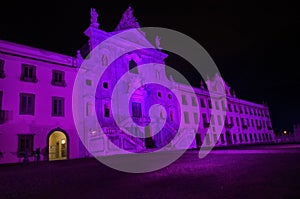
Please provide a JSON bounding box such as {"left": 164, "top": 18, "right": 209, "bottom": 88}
{"left": 47, "top": 129, "right": 69, "bottom": 161}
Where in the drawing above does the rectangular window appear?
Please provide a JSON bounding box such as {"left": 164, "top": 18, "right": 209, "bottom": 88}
{"left": 249, "top": 108, "right": 253, "bottom": 115}
{"left": 192, "top": 97, "right": 197, "bottom": 106}
{"left": 182, "top": 95, "right": 187, "bottom": 105}
{"left": 234, "top": 105, "right": 238, "bottom": 113}
{"left": 220, "top": 134, "right": 225, "bottom": 143}
{"left": 19, "top": 93, "right": 35, "bottom": 115}
{"left": 233, "top": 134, "right": 237, "bottom": 143}
{"left": 0, "top": 59, "right": 5, "bottom": 78}
{"left": 236, "top": 117, "right": 240, "bottom": 126}
{"left": 170, "top": 111, "right": 174, "bottom": 122}
{"left": 86, "top": 79, "right": 92, "bottom": 86}
{"left": 239, "top": 106, "right": 243, "bottom": 113}
{"left": 213, "top": 134, "right": 218, "bottom": 143}
{"left": 210, "top": 115, "right": 215, "bottom": 125}
{"left": 200, "top": 98, "right": 205, "bottom": 108}
{"left": 184, "top": 112, "right": 189, "bottom": 124}
{"left": 217, "top": 115, "right": 222, "bottom": 125}
{"left": 244, "top": 134, "right": 248, "bottom": 142}
{"left": 208, "top": 99, "right": 212, "bottom": 109}
{"left": 132, "top": 102, "right": 141, "bottom": 118}
{"left": 52, "top": 97, "right": 64, "bottom": 116}
{"left": 21, "top": 64, "right": 37, "bottom": 82}
{"left": 239, "top": 134, "right": 243, "bottom": 142}
{"left": 228, "top": 104, "right": 232, "bottom": 112}
{"left": 244, "top": 107, "right": 248, "bottom": 114}
{"left": 52, "top": 70, "right": 66, "bottom": 86}
{"left": 221, "top": 100, "right": 226, "bottom": 111}
{"left": 104, "top": 104, "right": 110, "bottom": 118}
{"left": 215, "top": 101, "right": 219, "bottom": 110}
{"left": 193, "top": 112, "right": 199, "bottom": 124}
{"left": 251, "top": 119, "right": 254, "bottom": 127}
{"left": 17, "top": 134, "right": 34, "bottom": 158}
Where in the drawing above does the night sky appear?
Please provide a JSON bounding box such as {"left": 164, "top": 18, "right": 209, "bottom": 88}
{"left": 0, "top": 0, "right": 299, "bottom": 134}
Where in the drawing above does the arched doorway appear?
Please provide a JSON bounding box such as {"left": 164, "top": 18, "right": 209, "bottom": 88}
{"left": 226, "top": 131, "right": 232, "bottom": 145}
{"left": 47, "top": 129, "right": 69, "bottom": 161}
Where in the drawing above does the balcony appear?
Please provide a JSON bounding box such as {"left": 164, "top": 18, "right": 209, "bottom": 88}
{"left": 20, "top": 75, "right": 37, "bottom": 83}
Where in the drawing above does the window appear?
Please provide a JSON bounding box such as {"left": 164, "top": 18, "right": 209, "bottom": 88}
{"left": 239, "top": 134, "right": 243, "bottom": 142}
{"left": 233, "top": 134, "right": 237, "bottom": 143}
{"left": 208, "top": 99, "right": 212, "bottom": 108}
{"left": 220, "top": 134, "right": 225, "bottom": 143}
{"left": 193, "top": 113, "right": 199, "bottom": 124}
{"left": 52, "top": 97, "right": 64, "bottom": 116}
{"left": 132, "top": 102, "right": 141, "bottom": 118}
{"left": 211, "top": 115, "right": 215, "bottom": 125}
{"left": 182, "top": 95, "right": 187, "bottom": 105}
{"left": 0, "top": 59, "right": 5, "bottom": 78}
{"left": 234, "top": 105, "right": 238, "bottom": 112}
{"left": 19, "top": 93, "right": 35, "bottom": 115}
{"left": 221, "top": 100, "right": 226, "bottom": 111}
{"left": 158, "top": 92, "right": 162, "bottom": 98}
{"left": 129, "top": 59, "right": 138, "bottom": 74}
{"left": 52, "top": 70, "right": 65, "bottom": 86}
{"left": 217, "top": 115, "right": 222, "bottom": 125}
{"left": 103, "top": 82, "right": 108, "bottom": 89}
{"left": 200, "top": 98, "right": 205, "bottom": 107}
{"left": 213, "top": 134, "right": 218, "bottom": 143}
{"left": 168, "top": 94, "right": 172, "bottom": 99}
{"left": 251, "top": 119, "right": 254, "bottom": 127}
{"left": 184, "top": 112, "right": 189, "bottom": 124}
{"left": 239, "top": 106, "right": 243, "bottom": 113}
{"left": 244, "top": 134, "right": 248, "bottom": 142}
{"left": 236, "top": 117, "right": 240, "bottom": 126}
{"left": 228, "top": 104, "right": 232, "bottom": 112}
{"left": 192, "top": 97, "right": 197, "bottom": 106}
{"left": 244, "top": 107, "right": 248, "bottom": 114}
{"left": 104, "top": 104, "right": 110, "bottom": 118}
{"left": 215, "top": 101, "right": 219, "bottom": 110}
{"left": 249, "top": 108, "right": 253, "bottom": 115}
{"left": 250, "top": 134, "right": 253, "bottom": 142}
{"left": 17, "top": 134, "right": 34, "bottom": 158}
{"left": 21, "top": 64, "right": 37, "bottom": 82}
{"left": 86, "top": 79, "right": 92, "bottom": 86}
{"left": 102, "top": 55, "right": 108, "bottom": 66}
{"left": 170, "top": 111, "right": 174, "bottom": 122}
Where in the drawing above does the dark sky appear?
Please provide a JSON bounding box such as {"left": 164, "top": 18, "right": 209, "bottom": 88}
{"left": 0, "top": 0, "right": 299, "bottom": 133}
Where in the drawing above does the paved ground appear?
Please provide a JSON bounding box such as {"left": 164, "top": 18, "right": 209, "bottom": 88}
{"left": 1, "top": 144, "right": 300, "bottom": 199}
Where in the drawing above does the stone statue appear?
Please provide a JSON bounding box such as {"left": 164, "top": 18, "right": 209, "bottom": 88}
{"left": 155, "top": 35, "right": 162, "bottom": 50}
{"left": 90, "top": 8, "right": 99, "bottom": 28}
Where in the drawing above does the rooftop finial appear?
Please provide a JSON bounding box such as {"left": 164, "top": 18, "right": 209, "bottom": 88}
{"left": 90, "top": 8, "right": 99, "bottom": 28}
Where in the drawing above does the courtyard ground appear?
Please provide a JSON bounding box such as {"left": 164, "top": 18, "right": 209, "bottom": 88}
{"left": 1, "top": 143, "right": 300, "bottom": 199}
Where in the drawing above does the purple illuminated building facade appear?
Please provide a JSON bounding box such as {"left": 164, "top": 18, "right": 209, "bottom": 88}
{"left": 0, "top": 7, "right": 275, "bottom": 164}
